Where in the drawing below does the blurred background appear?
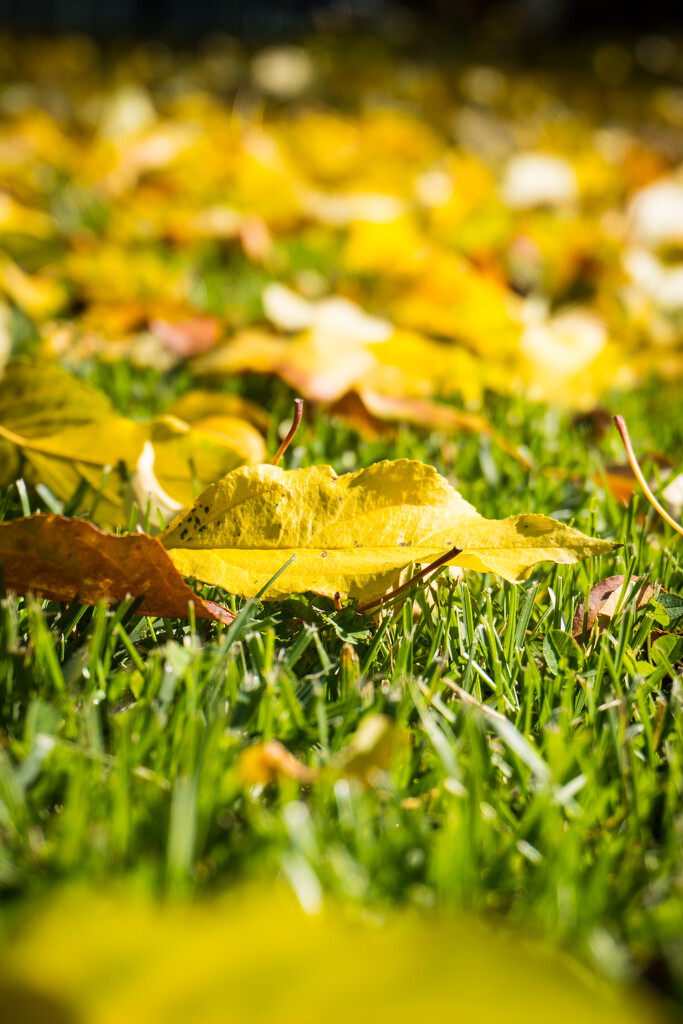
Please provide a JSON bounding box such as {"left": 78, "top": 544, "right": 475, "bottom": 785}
{"left": 0, "top": 0, "right": 681, "bottom": 40}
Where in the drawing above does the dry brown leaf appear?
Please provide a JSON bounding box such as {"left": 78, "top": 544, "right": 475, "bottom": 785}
{"left": 572, "top": 575, "right": 654, "bottom": 640}
{"left": 0, "top": 514, "right": 235, "bottom": 623}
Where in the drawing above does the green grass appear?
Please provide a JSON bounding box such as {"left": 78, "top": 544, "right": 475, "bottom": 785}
{"left": 1, "top": 366, "right": 683, "bottom": 1008}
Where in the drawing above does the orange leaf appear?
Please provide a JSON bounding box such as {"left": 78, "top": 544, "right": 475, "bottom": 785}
{"left": 149, "top": 317, "right": 221, "bottom": 358}
{"left": 238, "top": 740, "right": 316, "bottom": 785}
{"left": 0, "top": 514, "right": 235, "bottom": 623}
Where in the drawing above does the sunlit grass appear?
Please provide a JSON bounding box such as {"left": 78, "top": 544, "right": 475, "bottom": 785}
{"left": 1, "top": 365, "right": 682, "bottom": 1017}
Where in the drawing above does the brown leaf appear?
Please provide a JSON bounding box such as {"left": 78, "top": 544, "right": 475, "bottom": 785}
{"left": 0, "top": 514, "right": 235, "bottom": 623}
{"left": 330, "top": 388, "right": 531, "bottom": 466}
{"left": 149, "top": 317, "right": 221, "bottom": 358}
{"left": 238, "top": 740, "right": 316, "bottom": 785}
{"left": 572, "top": 575, "right": 654, "bottom": 640}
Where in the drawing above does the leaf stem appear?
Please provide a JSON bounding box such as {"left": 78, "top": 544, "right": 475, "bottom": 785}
{"left": 357, "top": 544, "right": 462, "bottom": 615}
{"left": 271, "top": 399, "right": 304, "bottom": 467}
{"left": 613, "top": 414, "right": 683, "bottom": 538}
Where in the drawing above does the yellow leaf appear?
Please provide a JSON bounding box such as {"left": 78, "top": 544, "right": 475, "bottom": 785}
{"left": 0, "top": 362, "right": 267, "bottom": 527}
{"left": 0, "top": 253, "right": 68, "bottom": 320}
{"left": 194, "top": 328, "right": 377, "bottom": 403}
{"left": 167, "top": 389, "right": 271, "bottom": 435}
{"left": 330, "top": 713, "right": 403, "bottom": 785}
{"left": 161, "top": 460, "right": 615, "bottom": 601}
{"left": 0, "top": 885, "right": 666, "bottom": 1024}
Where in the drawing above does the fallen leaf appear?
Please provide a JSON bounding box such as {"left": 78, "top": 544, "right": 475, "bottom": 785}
{"left": 572, "top": 575, "right": 654, "bottom": 639}
{"left": 238, "top": 740, "right": 316, "bottom": 785}
{"left": 0, "top": 514, "right": 235, "bottom": 623}
{"left": 329, "top": 388, "right": 530, "bottom": 466}
{"left": 329, "top": 714, "right": 401, "bottom": 785}
{"left": 149, "top": 316, "right": 221, "bottom": 358}
{"left": 0, "top": 886, "right": 666, "bottom": 1024}
{"left": 262, "top": 284, "right": 393, "bottom": 343}
{"left": 598, "top": 464, "right": 638, "bottom": 507}
{"left": 0, "top": 253, "right": 68, "bottom": 320}
{"left": 126, "top": 441, "right": 184, "bottom": 531}
{"left": 500, "top": 152, "right": 578, "bottom": 209}
{"left": 167, "top": 390, "right": 271, "bottom": 435}
{"left": 161, "top": 459, "right": 615, "bottom": 602}
{"left": 0, "top": 362, "right": 265, "bottom": 527}
{"left": 193, "top": 328, "right": 377, "bottom": 404}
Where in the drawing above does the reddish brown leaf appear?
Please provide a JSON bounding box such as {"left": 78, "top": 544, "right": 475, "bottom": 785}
{"left": 0, "top": 514, "right": 235, "bottom": 623}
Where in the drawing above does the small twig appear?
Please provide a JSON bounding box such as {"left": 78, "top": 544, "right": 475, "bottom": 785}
{"left": 614, "top": 415, "right": 683, "bottom": 538}
{"left": 271, "top": 399, "right": 304, "bottom": 467}
{"left": 357, "top": 544, "right": 462, "bottom": 616}
{"left": 440, "top": 677, "right": 509, "bottom": 724}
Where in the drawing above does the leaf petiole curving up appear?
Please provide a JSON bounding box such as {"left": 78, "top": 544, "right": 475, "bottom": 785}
{"left": 271, "top": 399, "right": 304, "bottom": 467}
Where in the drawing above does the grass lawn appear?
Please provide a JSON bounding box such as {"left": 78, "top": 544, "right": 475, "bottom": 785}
{"left": 1, "top": 368, "right": 683, "bottom": 1019}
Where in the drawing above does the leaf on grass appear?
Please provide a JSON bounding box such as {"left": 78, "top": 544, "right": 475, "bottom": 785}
{"left": 329, "top": 714, "right": 402, "bottom": 785}
{"left": 193, "top": 328, "right": 377, "bottom": 404}
{"left": 167, "top": 390, "right": 271, "bottom": 435}
{"left": 598, "top": 464, "right": 638, "bottom": 507}
{"left": 329, "top": 388, "right": 530, "bottom": 465}
{"left": 149, "top": 316, "right": 221, "bottom": 358}
{"left": 572, "top": 575, "right": 654, "bottom": 640}
{"left": 0, "top": 362, "right": 265, "bottom": 526}
{"left": 161, "top": 459, "right": 616, "bottom": 602}
{"left": 0, "top": 886, "right": 666, "bottom": 1024}
{"left": 238, "top": 740, "right": 316, "bottom": 785}
{"left": 0, "top": 514, "right": 234, "bottom": 623}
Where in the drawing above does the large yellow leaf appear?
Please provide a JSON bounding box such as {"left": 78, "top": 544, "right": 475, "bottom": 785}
{"left": 0, "top": 885, "right": 666, "bottom": 1024}
{"left": 161, "top": 460, "right": 615, "bottom": 601}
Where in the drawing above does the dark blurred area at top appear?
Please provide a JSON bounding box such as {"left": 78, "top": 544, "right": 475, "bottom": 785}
{"left": 0, "top": 0, "right": 681, "bottom": 42}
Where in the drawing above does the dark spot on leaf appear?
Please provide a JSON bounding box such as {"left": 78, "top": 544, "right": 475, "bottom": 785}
{"left": 321, "top": 551, "right": 328, "bottom": 558}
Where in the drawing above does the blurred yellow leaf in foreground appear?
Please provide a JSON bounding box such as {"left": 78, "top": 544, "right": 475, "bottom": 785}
{"left": 0, "top": 886, "right": 669, "bottom": 1024}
